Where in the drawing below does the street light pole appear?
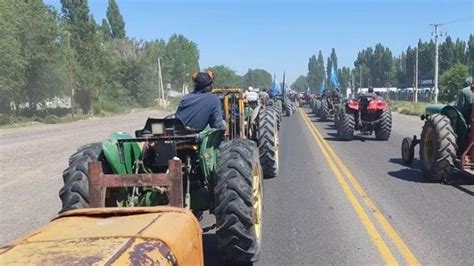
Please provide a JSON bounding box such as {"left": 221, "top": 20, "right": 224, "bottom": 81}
{"left": 415, "top": 47, "right": 419, "bottom": 103}
{"left": 430, "top": 23, "right": 444, "bottom": 103}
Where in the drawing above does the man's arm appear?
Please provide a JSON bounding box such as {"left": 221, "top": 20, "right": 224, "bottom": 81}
{"left": 209, "top": 95, "right": 225, "bottom": 129}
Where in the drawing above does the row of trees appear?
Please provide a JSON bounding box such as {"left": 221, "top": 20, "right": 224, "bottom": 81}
{"left": 0, "top": 0, "right": 273, "bottom": 116}
{"left": 294, "top": 35, "right": 473, "bottom": 101}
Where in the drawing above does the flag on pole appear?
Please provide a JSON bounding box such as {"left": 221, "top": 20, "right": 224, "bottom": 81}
{"left": 319, "top": 80, "right": 325, "bottom": 94}
{"left": 330, "top": 64, "right": 340, "bottom": 87}
{"left": 270, "top": 73, "right": 281, "bottom": 96}
{"left": 306, "top": 86, "right": 311, "bottom": 94}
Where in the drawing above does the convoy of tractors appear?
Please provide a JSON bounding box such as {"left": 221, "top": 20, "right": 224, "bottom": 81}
{"left": 1, "top": 82, "right": 472, "bottom": 265}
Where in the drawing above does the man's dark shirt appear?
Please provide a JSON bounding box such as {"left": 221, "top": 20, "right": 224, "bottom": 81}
{"left": 175, "top": 90, "right": 224, "bottom": 131}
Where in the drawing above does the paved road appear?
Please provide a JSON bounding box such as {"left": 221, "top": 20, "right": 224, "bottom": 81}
{"left": 1, "top": 108, "right": 473, "bottom": 265}
{"left": 258, "top": 108, "right": 473, "bottom": 265}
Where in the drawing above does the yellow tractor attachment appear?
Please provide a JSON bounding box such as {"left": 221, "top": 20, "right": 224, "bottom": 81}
{"left": 0, "top": 207, "right": 203, "bottom": 265}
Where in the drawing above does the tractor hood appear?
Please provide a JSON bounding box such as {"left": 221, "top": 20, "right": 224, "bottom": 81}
{"left": 0, "top": 207, "right": 203, "bottom": 265}
{"left": 424, "top": 104, "right": 446, "bottom": 115}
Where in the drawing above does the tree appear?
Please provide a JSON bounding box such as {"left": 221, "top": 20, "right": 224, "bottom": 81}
{"left": 163, "top": 34, "right": 200, "bottom": 90}
{"left": 106, "top": 0, "right": 125, "bottom": 39}
{"left": 439, "top": 63, "right": 469, "bottom": 102}
{"left": 291, "top": 75, "right": 308, "bottom": 92}
{"left": 306, "top": 55, "right": 318, "bottom": 91}
{"left": 468, "top": 34, "right": 474, "bottom": 69}
{"left": 242, "top": 69, "right": 272, "bottom": 89}
{"left": 338, "top": 67, "right": 351, "bottom": 91}
{"left": 206, "top": 65, "right": 241, "bottom": 88}
{"left": 99, "top": 18, "right": 112, "bottom": 41}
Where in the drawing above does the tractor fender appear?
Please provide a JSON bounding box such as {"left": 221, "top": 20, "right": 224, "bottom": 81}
{"left": 0, "top": 207, "right": 204, "bottom": 265}
{"left": 102, "top": 132, "right": 141, "bottom": 174}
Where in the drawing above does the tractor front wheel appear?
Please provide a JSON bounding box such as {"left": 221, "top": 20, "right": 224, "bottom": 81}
{"left": 401, "top": 137, "right": 415, "bottom": 165}
{"left": 215, "top": 139, "right": 263, "bottom": 264}
{"left": 420, "top": 114, "right": 457, "bottom": 182}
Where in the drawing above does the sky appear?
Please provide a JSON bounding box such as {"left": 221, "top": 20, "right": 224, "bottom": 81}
{"left": 45, "top": 0, "right": 473, "bottom": 83}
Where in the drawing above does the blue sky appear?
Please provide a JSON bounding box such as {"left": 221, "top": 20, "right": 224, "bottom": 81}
{"left": 45, "top": 0, "right": 473, "bottom": 83}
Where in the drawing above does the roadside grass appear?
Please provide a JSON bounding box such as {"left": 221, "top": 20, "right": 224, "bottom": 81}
{"left": 389, "top": 101, "right": 429, "bottom": 116}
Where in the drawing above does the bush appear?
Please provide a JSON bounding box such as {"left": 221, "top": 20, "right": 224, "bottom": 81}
{"left": 43, "top": 114, "right": 59, "bottom": 124}
{"left": 93, "top": 99, "right": 128, "bottom": 114}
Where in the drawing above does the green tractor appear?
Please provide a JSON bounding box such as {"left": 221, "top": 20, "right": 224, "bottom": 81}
{"left": 401, "top": 103, "right": 473, "bottom": 181}
{"left": 59, "top": 92, "right": 265, "bottom": 263}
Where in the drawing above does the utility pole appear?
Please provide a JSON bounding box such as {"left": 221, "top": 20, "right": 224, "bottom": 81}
{"left": 430, "top": 23, "right": 444, "bottom": 103}
{"left": 65, "top": 31, "right": 74, "bottom": 117}
{"left": 414, "top": 47, "right": 419, "bottom": 102}
{"left": 157, "top": 58, "right": 165, "bottom": 108}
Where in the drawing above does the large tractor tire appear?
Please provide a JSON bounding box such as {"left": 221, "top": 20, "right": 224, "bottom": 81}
{"left": 285, "top": 101, "right": 292, "bottom": 116}
{"left": 320, "top": 99, "right": 330, "bottom": 121}
{"left": 59, "top": 143, "right": 111, "bottom": 213}
{"left": 215, "top": 139, "right": 263, "bottom": 264}
{"left": 313, "top": 99, "right": 321, "bottom": 116}
{"left": 375, "top": 109, "right": 392, "bottom": 140}
{"left": 274, "top": 100, "right": 283, "bottom": 124}
{"left": 269, "top": 106, "right": 281, "bottom": 129}
{"left": 419, "top": 114, "right": 457, "bottom": 182}
{"left": 337, "top": 107, "right": 355, "bottom": 141}
{"left": 258, "top": 108, "right": 279, "bottom": 179}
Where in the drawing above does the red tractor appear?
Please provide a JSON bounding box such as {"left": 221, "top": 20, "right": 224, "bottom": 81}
{"left": 336, "top": 95, "right": 392, "bottom": 141}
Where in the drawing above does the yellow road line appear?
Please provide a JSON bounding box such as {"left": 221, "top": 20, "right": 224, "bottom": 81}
{"left": 298, "top": 109, "right": 399, "bottom": 265}
{"left": 299, "top": 109, "right": 420, "bottom": 266}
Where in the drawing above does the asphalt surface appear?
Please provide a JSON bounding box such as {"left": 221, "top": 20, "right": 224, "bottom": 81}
{"left": 1, "top": 107, "right": 473, "bottom": 265}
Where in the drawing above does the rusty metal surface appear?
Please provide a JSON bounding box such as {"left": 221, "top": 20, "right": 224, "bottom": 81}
{"left": 89, "top": 159, "right": 183, "bottom": 208}
{"left": 0, "top": 207, "right": 203, "bottom": 265}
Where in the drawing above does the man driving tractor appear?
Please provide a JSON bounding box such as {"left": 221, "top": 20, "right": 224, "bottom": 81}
{"left": 456, "top": 77, "right": 474, "bottom": 123}
{"left": 175, "top": 71, "right": 225, "bottom": 131}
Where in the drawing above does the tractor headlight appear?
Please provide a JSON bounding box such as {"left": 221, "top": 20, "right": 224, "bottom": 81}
{"left": 151, "top": 123, "right": 164, "bottom": 135}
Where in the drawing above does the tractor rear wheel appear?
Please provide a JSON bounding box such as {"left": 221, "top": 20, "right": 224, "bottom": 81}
{"left": 313, "top": 99, "right": 321, "bottom": 116}
{"left": 420, "top": 114, "right": 457, "bottom": 182}
{"left": 258, "top": 108, "right": 279, "bottom": 179}
{"left": 269, "top": 106, "right": 281, "bottom": 129}
{"left": 59, "top": 143, "right": 111, "bottom": 213}
{"left": 285, "top": 101, "right": 292, "bottom": 116}
{"left": 215, "top": 139, "right": 263, "bottom": 264}
{"left": 275, "top": 100, "right": 283, "bottom": 118}
{"left": 375, "top": 109, "right": 392, "bottom": 140}
{"left": 337, "top": 107, "right": 355, "bottom": 141}
{"left": 320, "top": 99, "right": 330, "bottom": 121}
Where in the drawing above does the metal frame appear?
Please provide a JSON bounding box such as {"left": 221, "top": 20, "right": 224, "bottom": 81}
{"left": 88, "top": 159, "right": 184, "bottom": 208}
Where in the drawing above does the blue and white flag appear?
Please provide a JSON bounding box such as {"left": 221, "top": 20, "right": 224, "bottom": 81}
{"left": 319, "top": 80, "right": 325, "bottom": 94}
{"left": 270, "top": 74, "right": 281, "bottom": 96}
{"left": 330, "top": 64, "right": 340, "bottom": 87}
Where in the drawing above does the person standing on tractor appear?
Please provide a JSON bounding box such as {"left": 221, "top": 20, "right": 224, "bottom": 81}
{"left": 456, "top": 77, "right": 474, "bottom": 123}
{"left": 259, "top": 88, "right": 270, "bottom": 105}
{"left": 175, "top": 71, "right": 225, "bottom": 131}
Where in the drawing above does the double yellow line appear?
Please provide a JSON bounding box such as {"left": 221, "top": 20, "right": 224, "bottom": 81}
{"left": 298, "top": 109, "right": 420, "bottom": 265}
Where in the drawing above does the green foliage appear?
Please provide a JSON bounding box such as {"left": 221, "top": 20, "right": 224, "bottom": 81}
{"left": 106, "top": 0, "right": 125, "bottom": 39}
{"left": 242, "top": 69, "right": 272, "bottom": 89}
{"left": 306, "top": 51, "right": 325, "bottom": 92}
{"left": 291, "top": 75, "right": 308, "bottom": 92}
{"left": 439, "top": 63, "right": 469, "bottom": 102}
{"left": 206, "top": 65, "right": 242, "bottom": 88}
{"left": 163, "top": 34, "right": 200, "bottom": 90}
